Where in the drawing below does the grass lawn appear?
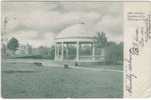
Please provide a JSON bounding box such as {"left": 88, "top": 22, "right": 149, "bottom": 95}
{"left": 1, "top": 61, "right": 123, "bottom": 98}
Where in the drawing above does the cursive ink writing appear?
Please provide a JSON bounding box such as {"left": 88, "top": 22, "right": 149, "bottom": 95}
{"left": 125, "top": 14, "right": 151, "bottom": 95}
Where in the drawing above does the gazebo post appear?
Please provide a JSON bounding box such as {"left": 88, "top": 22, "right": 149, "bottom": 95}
{"left": 61, "top": 42, "right": 64, "bottom": 61}
{"left": 55, "top": 43, "right": 57, "bottom": 60}
{"left": 76, "top": 41, "right": 79, "bottom": 61}
{"left": 92, "top": 42, "right": 95, "bottom": 61}
{"left": 66, "top": 43, "right": 69, "bottom": 59}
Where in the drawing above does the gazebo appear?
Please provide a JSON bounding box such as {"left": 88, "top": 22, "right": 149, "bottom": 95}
{"left": 55, "top": 23, "right": 105, "bottom": 62}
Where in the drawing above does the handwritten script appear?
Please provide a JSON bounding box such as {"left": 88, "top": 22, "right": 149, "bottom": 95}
{"left": 125, "top": 13, "right": 151, "bottom": 95}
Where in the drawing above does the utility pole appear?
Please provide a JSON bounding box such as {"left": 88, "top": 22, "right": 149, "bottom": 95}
{"left": 1, "top": 16, "right": 8, "bottom": 59}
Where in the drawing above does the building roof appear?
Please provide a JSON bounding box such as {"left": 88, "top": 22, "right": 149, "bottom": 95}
{"left": 56, "top": 23, "right": 96, "bottom": 40}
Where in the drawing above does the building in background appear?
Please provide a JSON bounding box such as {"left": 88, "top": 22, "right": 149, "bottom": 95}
{"left": 15, "top": 44, "right": 32, "bottom": 56}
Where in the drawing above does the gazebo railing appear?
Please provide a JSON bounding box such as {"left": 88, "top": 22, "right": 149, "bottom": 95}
{"left": 79, "top": 55, "right": 105, "bottom": 61}
{"left": 79, "top": 55, "right": 93, "bottom": 60}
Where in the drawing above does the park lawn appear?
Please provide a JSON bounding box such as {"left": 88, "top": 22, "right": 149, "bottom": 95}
{"left": 1, "top": 62, "right": 123, "bottom": 98}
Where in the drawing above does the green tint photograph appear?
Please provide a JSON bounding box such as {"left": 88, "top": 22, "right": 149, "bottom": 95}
{"left": 1, "top": 1, "right": 123, "bottom": 98}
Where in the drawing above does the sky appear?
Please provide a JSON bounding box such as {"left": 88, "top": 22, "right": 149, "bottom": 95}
{"left": 2, "top": 1, "right": 123, "bottom": 47}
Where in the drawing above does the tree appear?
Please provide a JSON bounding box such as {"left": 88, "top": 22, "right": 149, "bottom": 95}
{"left": 50, "top": 46, "right": 55, "bottom": 59}
{"left": 116, "top": 42, "right": 123, "bottom": 63}
{"left": 7, "top": 37, "right": 19, "bottom": 54}
{"left": 105, "top": 41, "right": 123, "bottom": 64}
{"left": 95, "top": 32, "right": 108, "bottom": 48}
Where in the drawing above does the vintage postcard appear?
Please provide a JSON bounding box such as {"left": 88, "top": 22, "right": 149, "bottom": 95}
{"left": 1, "top": 0, "right": 151, "bottom": 98}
